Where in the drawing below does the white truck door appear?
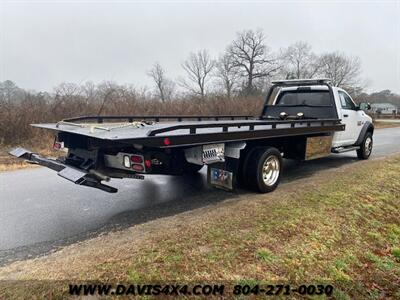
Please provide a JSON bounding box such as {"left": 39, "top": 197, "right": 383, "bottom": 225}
{"left": 337, "top": 90, "right": 362, "bottom": 146}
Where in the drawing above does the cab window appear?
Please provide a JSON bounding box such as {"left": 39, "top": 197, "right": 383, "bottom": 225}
{"left": 275, "top": 90, "right": 331, "bottom": 106}
{"left": 339, "top": 91, "right": 356, "bottom": 110}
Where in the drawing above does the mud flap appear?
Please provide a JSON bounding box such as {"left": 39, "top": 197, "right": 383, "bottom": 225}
{"left": 207, "top": 157, "right": 239, "bottom": 191}
{"left": 9, "top": 147, "right": 118, "bottom": 193}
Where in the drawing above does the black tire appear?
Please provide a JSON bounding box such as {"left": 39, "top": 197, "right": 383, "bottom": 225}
{"left": 237, "top": 147, "right": 259, "bottom": 189}
{"left": 244, "top": 147, "right": 282, "bottom": 193}
{"left": 183, "top": 162, "right": 203, "bottom": 174}
{"left": 357, "top": 132, "right": 373, "bottom": 160}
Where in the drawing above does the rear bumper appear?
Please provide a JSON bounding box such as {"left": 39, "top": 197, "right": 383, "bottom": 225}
{"left": 9, "top": 148, "right": 118, "bottom": 193}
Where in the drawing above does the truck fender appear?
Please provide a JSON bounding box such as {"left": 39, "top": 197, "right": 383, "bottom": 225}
{"left": 355, "top": 121, "right": 374, "bottom": 146}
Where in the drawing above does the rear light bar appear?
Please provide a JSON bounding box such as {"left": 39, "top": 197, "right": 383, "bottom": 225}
{"left": 122, "top": 154, "right": 147, "bottom": 173}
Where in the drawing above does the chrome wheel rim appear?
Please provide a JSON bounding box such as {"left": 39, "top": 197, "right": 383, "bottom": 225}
{"left": 262, "top": 156, "right": 280, "bottom": 186}
{"left": 365, "top": 137, "right": 372, "bottom": 156}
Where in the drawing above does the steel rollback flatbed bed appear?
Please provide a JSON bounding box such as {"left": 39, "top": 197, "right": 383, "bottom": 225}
{"left": 11, "top": 79, "right": 374, "bottom": 194}
{"left": 33, "top": 117, "right": 344, "bottom": 148}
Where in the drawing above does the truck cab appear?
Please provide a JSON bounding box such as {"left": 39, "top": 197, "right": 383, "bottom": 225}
{"left": 332, "top": 87, "right": 372, "bottom": 148}
{"left": 264, "top": 80, "right": 374, "bottom": 159}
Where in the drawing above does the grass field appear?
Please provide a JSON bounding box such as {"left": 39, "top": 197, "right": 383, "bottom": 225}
{"left": 0, "top": 154, "right": 399, "bottom": 299}
{"left": 374, "top": 121, "right": 400, "bottom": 129}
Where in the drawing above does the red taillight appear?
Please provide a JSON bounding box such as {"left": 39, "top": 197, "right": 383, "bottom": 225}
{"left": 145, "top": 159, "right": 151, "bottom": 168}
{"left": 129, "top": 154, "right": 145, "bottom": 172}
{"left": 132, "top": 164, "right": 144, "bottom": 171}
{"left": 131, "top": 155, "right": 143, "bottom": 163}
{"left": 163, "top": 138, "right": 171, "bottom": 146}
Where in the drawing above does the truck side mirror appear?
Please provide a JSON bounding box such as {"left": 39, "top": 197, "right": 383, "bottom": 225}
{"left": 359, "top": 102, "right": 371, "bottom": 110}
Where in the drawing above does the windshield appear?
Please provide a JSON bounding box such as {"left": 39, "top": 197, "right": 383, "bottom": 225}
{"left": 275, "top": 90, "right": 331, "bottom": 107}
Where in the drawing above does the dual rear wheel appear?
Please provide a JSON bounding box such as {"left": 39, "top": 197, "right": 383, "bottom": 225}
{"left": 241, "top": 147, "right": 283, "bottom": 193}
{"left": 184, "top": 146, "right": 283, "bottom": 193}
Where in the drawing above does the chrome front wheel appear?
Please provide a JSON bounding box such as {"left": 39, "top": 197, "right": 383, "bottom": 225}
{"left": 357, "top": 132, "right": 373, "bottom": 160}
{"left": 364, "top": 136, "right": 373, "bottom": 156}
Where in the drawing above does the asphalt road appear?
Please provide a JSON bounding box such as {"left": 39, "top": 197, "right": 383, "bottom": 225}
{"left": 0, "top": 127, "right": 399, "bottom": 266}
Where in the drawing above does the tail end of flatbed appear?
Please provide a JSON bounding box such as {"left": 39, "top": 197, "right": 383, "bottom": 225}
{"left": 9, "top": 147, "right": 118, "bottom": 193}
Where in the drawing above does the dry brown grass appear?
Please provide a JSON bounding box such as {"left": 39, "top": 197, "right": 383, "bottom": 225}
{"left": 0, "top": 139, "right": 60, "bottom": 172}
{"left": 0, "top": 162, "right": 38, "bottom": 172}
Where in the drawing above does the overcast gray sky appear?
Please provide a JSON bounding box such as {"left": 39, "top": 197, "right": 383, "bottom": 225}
{"left": 1, "top": 0, "right": 399, "bottom": 93}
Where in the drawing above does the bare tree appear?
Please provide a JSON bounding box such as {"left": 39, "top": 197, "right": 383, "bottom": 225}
{"left": 54, "top": 82, "right": 80, "bottom": 98}
{"left": 228, "top": 29, "right": 280, "bottom": 95}
{"left": 317, "top": 52, "right": 362, "bottom": 89}
{"left": 147, "top": 62, "right": 175, "bottom": 102}
{"left": 51, "top": 82, "right": 82, "bottom": 114}
{"left": 180, "top": 50, "right": 215, "bottom": 99}
{"left": 0, "top": 80, "right": 24, "bottom": 105}
{"left": 96, "top": 81, "right": 118, "bottom": 115}
{"left": 215, "top": 53, "right": 240, "bottom": 98}
{"left": 280, "top": 41, "right": 320, "bottom": 79}
{"left": 81, "top": 81, "right": 97, "bottom": 105}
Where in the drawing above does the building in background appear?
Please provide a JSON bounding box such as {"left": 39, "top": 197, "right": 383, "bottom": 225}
{"left": 370, "top": 103, "right": 398, "bottom": 115}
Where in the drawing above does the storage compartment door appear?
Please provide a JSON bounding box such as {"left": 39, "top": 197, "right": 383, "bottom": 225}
{"left": 305, "top": 135, "right": 333, "bottom": 160}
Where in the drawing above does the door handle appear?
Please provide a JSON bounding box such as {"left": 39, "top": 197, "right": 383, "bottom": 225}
{"left": 343, "top": 114, "right": 349, "bottom": 117}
